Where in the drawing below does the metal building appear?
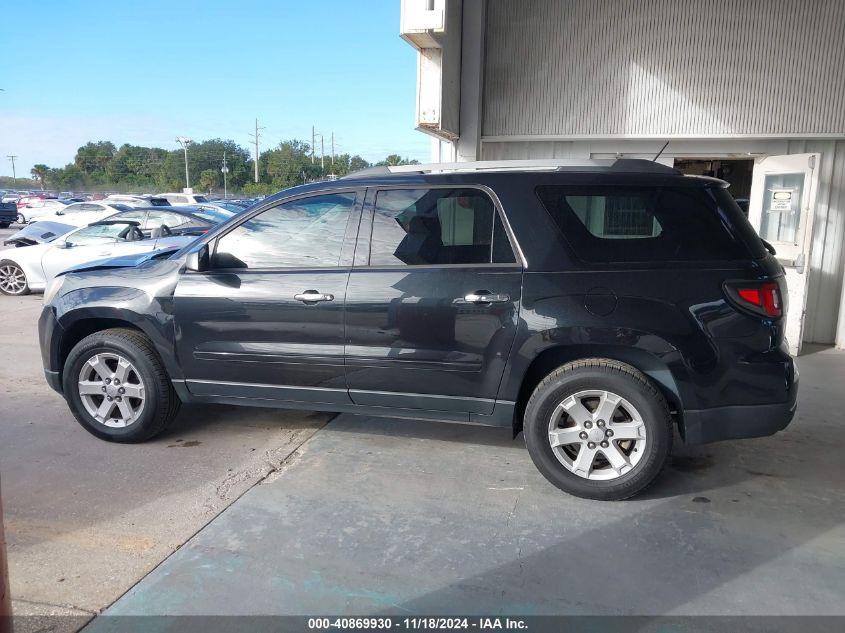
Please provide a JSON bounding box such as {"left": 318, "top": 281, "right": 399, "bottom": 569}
{"left": 400, "top": 0, "right": 845, "bottom": 354}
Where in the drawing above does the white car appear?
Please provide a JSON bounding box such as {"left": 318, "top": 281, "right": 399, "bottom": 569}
{"left": 0, "top": 220, "right": 192, "bottom": 295}
{"left": 16, "top": 198, "right": 69, "bottom": 224}
{"left": 30, "top": 201, "right": 133, "bottom": 227}
{"left": 156, "top": 192, "right": 210, "bottom": 206}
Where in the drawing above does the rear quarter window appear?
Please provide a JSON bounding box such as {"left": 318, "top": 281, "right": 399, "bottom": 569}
{"left": 536, "top": 185, "right": 762, "bottom": 263}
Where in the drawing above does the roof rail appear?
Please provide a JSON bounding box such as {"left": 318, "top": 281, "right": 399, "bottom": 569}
{"left": 344, "top": 158, "right": 678, "bottom": 178}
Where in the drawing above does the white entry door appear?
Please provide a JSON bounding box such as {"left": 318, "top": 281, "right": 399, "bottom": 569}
{"left": 747, "top": 153, "right": 820, "bottom": 355}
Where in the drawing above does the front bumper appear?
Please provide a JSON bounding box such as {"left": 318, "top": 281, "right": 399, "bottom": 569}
{"left": 38, "top": 305, "right": 64, "bottom": 395}
{"left": 682, "top": 359, "right": 798, "bottom": 445}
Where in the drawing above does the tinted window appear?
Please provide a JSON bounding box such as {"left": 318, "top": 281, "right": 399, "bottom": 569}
{"left": 61, "top": 203, "right": 86, "bottom": 214}
{"left": 536, "top": 185, "right": 753, "bottom": 263}
{"left": 214, "top": 192, "right": 355, "bottom": 269}
{"left": 369, "top": 188, "right": 515, "bottom": 266}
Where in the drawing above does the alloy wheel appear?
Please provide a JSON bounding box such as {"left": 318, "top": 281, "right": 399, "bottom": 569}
{"left": 548, "top": 389, "right": 647, "bottom": 481}
{"left": 77, "top": 352, "right": 146, "bottom": 428}
{"left": 0, "top": 264, "right": 27, "bottom": 295}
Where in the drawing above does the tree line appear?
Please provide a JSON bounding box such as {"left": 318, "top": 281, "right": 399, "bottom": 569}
{"left": 22, "top": 139, "right": 420, "bottom": 195}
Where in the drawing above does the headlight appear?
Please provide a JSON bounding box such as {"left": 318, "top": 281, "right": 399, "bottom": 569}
{"left": 43, "top": 276, "right": 66, "bottom": 305}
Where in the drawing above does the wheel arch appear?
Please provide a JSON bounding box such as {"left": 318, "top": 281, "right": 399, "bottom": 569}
{"left": 512, "top": 344, "right": 685, "bottom": 437}
{"left": 55, "top": 306, "right": 185, "bottom": 393}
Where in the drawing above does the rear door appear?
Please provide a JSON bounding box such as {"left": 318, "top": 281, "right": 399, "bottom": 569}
{"left": 173, "top": 190, "right": 362, "bottom": 404}
{"left": 344, "top": 186, "right": 523, "bottom": 415}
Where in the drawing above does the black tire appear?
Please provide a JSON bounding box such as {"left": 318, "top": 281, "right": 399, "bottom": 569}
{"left": 16, "top": 213, "right": 26, "bottom": 224}
{"left": 523, "top": 358, "right": 672, "bottom": 501}
{"left": 62, "top": 328, "right": 181, "bottom": 443}
{"left": 0, "top": 259, "right": 30, "bottom": 296}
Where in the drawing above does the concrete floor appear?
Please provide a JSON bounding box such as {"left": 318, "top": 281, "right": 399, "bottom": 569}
{"left": 0, "top": 294, "right": 330, "bottom": 631}
{"left": 0, "top": 235, "right": 843, "bottom": 628}
{"left": 93, "top": 349, "right": 845, "bottom": 621}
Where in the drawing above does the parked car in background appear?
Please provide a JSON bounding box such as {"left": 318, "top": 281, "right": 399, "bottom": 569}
{"left": 16, "top": 194, "right": 50, "bottom": 209}
{"left": 190, "top": 202, "right": 244, "bottom": 217}
{"left": 16, "top": 198, "right": 69, "bottom": 224}
{"left": 103, "top": 207, "right": 223, "bottom": 237}
{"left": 0, "top": 203, "right": 17, "bottom": 229}
{"left": 156, "top": 192, "right": 210, "bottom": 206}
{"left": 0, "top": 218, "right": 195, "bottom": 296}
{"left": 37, "top": 159, "right": 797, "bottom": 500}
{"left": 31, "top": 201, "right": 133, "bottom": 226}
{"left": 3, "top": 221, "right": 76, "bottom": 247}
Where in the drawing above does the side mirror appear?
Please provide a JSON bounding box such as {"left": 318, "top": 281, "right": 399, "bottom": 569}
{"left": 55, "top": 210, "right": 64, "bottom": 215}
{"left": 185, "top": 244, "right": 210, "bottom": 272}
{"left": 55, "top": 240, "right": 70, "bottom": 249}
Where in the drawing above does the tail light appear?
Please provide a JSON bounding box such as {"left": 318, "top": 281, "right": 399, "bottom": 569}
{"left": 725, "top": 281, "right": 783, "bottom": 318}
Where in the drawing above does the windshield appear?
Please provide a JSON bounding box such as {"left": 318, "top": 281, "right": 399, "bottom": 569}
{"left": 65, "top": 222, "right": 137, "bottom": 246}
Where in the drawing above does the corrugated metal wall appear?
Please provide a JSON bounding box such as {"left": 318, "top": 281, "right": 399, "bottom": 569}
{"left": 483, "top": 0, "right": 845, "bottom": 137}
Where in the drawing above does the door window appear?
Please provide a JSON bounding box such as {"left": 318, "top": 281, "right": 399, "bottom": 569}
{"left": 213, "top": 192, "right": 356, "bottom": 269}
{"left": 65, "top": 224, "right": 133, "bottom": 246}
{"left": 758, "top": 173, "right": 804, "bottom": 244}
{"left": 368, "top": 188, "right": 515, "bottom": 266}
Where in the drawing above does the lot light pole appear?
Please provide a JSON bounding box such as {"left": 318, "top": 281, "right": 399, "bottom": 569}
{"left": 175, "top": 137, "right": 193, "bottom": 190}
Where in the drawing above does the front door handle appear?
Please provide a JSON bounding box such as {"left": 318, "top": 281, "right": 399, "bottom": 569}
{"left": 294, "top": 290, "right": 335, "bottom": 303}
{"left": 464, "top": 292, "right": 510, "bottom": 304}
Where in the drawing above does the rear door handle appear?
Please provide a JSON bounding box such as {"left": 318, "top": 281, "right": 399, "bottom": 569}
{"left": 464, "top": 292, "right": 510, "bottom": 304}
{"left": 294, "top": 290, "right": 335, "bottom": 303}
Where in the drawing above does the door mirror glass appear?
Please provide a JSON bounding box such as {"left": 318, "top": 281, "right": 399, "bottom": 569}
{"left": 185, "top": 244, "right": 209, "bottom": 272}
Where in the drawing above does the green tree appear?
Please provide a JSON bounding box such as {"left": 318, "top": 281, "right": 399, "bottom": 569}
{"left": 30, "top": 164, "right": 50, "bottom": 190}
{"left": 74, "top": 141, "right": 116, "bottom": 175}
{"left": 375, "top": 154, "right": 419, "bottom": 167}
{"left": 198, "top": 169, "right": 218, "bottom": 193}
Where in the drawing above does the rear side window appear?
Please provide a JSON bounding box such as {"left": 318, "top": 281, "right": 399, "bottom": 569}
{"left": 536, "top": 185, "right": 757, "bottom": 263}
{"left": 369, "top": 188, "right": 516, "bottom": 266}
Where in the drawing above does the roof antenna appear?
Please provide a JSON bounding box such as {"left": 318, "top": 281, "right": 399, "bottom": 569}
{"left": 652, "top": 140, "right": 670, "bottom": 162}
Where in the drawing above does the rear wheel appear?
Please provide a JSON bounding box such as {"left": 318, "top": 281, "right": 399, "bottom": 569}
{"left": 16, "top": 213, "right": 26, "bottom": 224}
{"left": 523, "top": 359, "right": 672, "bottom": 500}
{"left": 0, "top": 260, "right": 29, "bottom": 295}
{"left": 62, "top": 328, "right": 181, "bottom": 442}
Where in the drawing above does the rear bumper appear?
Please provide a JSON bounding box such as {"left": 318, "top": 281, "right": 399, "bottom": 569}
{"left": 682, "top": 360, "right": 798, "bottom": 445}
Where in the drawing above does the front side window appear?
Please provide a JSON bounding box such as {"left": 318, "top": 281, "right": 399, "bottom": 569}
{"left": 213, "top": 192, "right": 356, "bottom": 269}
{"left": 61, "top": 204, "right": 85, "bottom": 214}
{"left": 368, "top": 188, "right": 515, "bottom": 266}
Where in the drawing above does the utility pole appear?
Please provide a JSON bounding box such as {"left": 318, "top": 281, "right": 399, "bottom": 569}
{"left": 6, "top": 156, "right": 17, "bottom": 184}
{"left": 175, "top": 137, "right": 192, "bottom": 190}
{"left": 321, "top": 135, "right": 325, "bottom": 170}
{"left": 311, "top": 126, "right": 315, "bottom": 164}
{"left": 221, "top": 151, "right": 229, "bottom": 199}
{"left": 248, "top": 118, "right": 264, "bottom": 183}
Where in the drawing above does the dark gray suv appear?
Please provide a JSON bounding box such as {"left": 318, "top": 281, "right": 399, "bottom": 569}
{"left": 38, "top": 160, "right": 797, "bottom": 500}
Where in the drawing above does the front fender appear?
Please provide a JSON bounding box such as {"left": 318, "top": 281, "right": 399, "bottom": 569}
{"left": 52, "top": 280, "right": 183, "bottom": 383}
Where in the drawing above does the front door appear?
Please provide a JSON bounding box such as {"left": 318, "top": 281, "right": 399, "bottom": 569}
{"left": 344, "top": 186, "right": 523, "bottom": 416}
{"left": 747, "top": 153, "right": 820, "bottom": 354}
{"left": 173, "top": 190, "right": 362, "bottom": 404}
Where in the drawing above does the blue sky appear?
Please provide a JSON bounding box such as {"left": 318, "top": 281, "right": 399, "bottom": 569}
{"left": 0, "top": 0, "right": 430, "bottom": 176}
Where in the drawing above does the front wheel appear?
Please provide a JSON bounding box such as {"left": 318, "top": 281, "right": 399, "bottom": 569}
{"left": 62, "top": 328, "right": 181, "bottom": 442}
{"left": 524, "top": 359, "right": 672, "bottom": 500}
{"left": 0, "top": 260, "right": 29, "bottom": 295}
